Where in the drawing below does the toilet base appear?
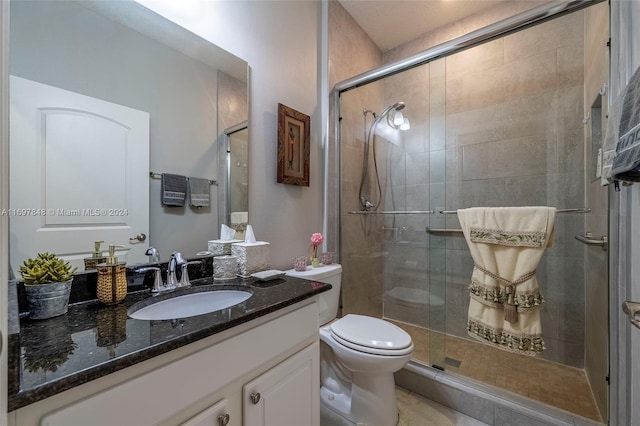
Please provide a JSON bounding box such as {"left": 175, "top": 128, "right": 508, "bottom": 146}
{"left": 320, "top": 381, "right": 399, "bottom": 426}
{"left": 320, "top": 399, "right": 355, "bottom": 426}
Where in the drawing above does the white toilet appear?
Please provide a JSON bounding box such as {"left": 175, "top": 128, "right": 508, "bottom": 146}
{"left": 285, "top": 263, "right": 413, "bottom": 426}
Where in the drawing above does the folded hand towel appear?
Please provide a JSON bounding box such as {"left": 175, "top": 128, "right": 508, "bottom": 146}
{"left": 189, "top": 177, "right": 210, "bottom": 207}
{"left": 457, "top": 206, "right": 556, "bottom": 356}
{"left": 161, "top": 173, "right": 187, "bottom": 207}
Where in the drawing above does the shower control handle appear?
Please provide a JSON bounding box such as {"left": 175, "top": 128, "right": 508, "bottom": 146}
{"left": 623, "top": 301, "right": 640, "bottom": 330}
{"left": 574, "top": 232, "right": 608, "bottom": 251}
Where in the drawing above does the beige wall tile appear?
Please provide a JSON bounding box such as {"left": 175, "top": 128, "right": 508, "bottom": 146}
{"left": 446, "top": 66, "right": 505, "bottom": 114}
{"left": 502, "top": 50, "right": 559, "bottom": 99}
{"left": 446, "top": 38, "right": 504, "bottom": 81}
{"left": 461, "top": 135, "right": 549, "bottom": 180}
{"left": 503, "top": 10, "right": 584, "bottom": 62}
{"left": 446, "top": 103, "right": 504, "bottom": 147}
{"left": 501, "top": 91, "right": 556, "bottom": 141}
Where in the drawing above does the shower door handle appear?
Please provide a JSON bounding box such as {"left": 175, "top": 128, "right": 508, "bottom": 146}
{"left": 623, "top": 301, "right": 640, "bottom": 330}
{"left": 574, "top": 232, "right": 608, "bottom": 251}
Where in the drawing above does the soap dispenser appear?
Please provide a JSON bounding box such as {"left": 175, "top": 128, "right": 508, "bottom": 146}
{"left": 84, "top": 240, "right": 106, "bottom": 270}
{"left": 96, "top": 245, "right": 127, "bottom": 305}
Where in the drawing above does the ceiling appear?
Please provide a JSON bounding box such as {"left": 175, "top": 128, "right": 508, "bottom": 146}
{"left": 337, "top": 0, "right": 544, "bottom": 52}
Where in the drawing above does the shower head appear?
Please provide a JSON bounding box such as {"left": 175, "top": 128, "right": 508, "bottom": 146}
{"left": 393, "top": 101, "right": 405, "bottom": 112}
{"left": 378, "top": 101, "right": 405, "bottom": 118}
{"left": 381, "top": 101, "right": 410, "bottom": 131}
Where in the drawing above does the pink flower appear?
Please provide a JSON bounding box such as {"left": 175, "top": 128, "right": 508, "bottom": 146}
{"left": 310, "top": 232, "right": 324, "bottom": 246}
{"left": 309, "top": 232, "right": 324, "bottom": 259}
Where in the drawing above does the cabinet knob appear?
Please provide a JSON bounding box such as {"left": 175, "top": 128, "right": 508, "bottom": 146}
{"left": 217, "top": 413, "right": 230, "bottom": 426}
{"left": 250, "top": 392, "right": 261, "bottom": 404}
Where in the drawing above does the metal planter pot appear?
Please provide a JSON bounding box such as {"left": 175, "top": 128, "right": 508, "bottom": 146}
{"left": 23, "top": 279, "right": 73, "bottom": 320}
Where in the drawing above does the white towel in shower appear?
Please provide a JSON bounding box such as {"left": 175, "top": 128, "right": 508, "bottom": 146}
{"left": 457, "top": 206, "right": 556, "bottom": 356}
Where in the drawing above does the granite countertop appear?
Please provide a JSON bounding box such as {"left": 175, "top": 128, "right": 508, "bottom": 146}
{"left": 7, "top": 273, "right": 331, "bottom": 412}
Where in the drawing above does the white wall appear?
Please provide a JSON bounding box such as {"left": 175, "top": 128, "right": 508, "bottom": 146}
{"left": 138, "top": 0, "right": 323, "bottom": 269}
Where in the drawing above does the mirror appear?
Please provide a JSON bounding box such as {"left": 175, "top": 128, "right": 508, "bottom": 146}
{"left": 8, "top": 0, "right": 248, "bottom": 271}
{"left": 223, "top": 122, "right": 249, "bottom": 240}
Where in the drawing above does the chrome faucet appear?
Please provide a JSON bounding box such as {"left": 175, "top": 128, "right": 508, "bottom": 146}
{"left": 145, "top": 246, "right": 160, "bottom": 263}
{"left": 167, "top": 251, "right": 185, "bottom": 289}
{"left": 178, "top": 260, "right": 202, "bottom": 288}
{"left": 135, "top": 266, "right": 167, "bottom": 293}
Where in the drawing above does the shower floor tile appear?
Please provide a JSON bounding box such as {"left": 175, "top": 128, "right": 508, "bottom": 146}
{"left": 389, "top": 320, "right": 603, "bottom": 423}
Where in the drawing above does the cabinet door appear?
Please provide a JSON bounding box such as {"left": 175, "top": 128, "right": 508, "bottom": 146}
{"left": 180, "top": 399, "right": 230, "bottom": 426}
{"left": 243, "top": 342, "right": 319, "bottom": 426}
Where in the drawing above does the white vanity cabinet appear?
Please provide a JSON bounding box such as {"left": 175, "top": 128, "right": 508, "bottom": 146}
{"left": 243, "top": 342, "right": 319, "bottom": 426}
{"left": 180, "top": 399, "right": 230, "bottom": 426}
{"left": 179, "top": 342, "right": 319, "bottom": 426}
{"left": 11, "top": 301, "right": 320, "bottom": 426}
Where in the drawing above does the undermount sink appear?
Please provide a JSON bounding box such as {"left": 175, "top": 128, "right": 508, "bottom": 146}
{"left": 128, "top": 289, "right": 252, "bottom": 320}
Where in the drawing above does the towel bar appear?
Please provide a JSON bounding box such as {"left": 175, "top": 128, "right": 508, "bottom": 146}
{"left": 426, "top": 227, "right": 463, "bottom": 234}
{"left": 439, "top": 208, "right": 591, "bottom": 214}
{"left": 149, "top": 171, "right": 217, "bottom": 186}
{"left": 348, "top": 210, "right": 434, "bottom": 215}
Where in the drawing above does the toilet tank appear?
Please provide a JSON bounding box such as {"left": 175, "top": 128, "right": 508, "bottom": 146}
{"left": 284, "top": 264, "right": 342, "bottom": 325}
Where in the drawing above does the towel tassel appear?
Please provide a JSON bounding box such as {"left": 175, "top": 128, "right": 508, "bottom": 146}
{"left": 474, "top": 265, "right": 537, "bottom": 324}
{"left": 504, "top": 285, "right": 518, "bottom": 323}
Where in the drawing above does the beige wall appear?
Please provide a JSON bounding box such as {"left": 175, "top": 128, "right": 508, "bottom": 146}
{"left": 141, "top": 0, "right": 323, "bottom": 269}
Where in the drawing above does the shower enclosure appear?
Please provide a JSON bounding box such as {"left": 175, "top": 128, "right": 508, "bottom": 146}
{"left": 332, "top": 1, "right": 609, "bottom": 423}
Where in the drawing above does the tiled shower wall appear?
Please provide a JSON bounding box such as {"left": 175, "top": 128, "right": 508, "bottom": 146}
{"left": 382, "top": 11, "right": 587, "bottom": 368}
{"left": 328, "top": 1, "right": 385, "bottom": 318}
{"left": 443, "top": 11, "right": 586, "bottom": 368}
{"left": 333, "top": 5, "right": 589, "bottom": 368}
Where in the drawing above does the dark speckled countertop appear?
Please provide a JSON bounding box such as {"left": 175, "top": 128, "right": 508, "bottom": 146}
{"left": 8, "top": 269, "right": 331, "bottom": 412}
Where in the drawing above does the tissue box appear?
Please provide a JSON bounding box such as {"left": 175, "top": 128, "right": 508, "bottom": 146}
{"left": 214, "top": 255, "right": 238, "bottom": 281}
{"left": 208, "top": 239, "right": 243, "bottom": 256}
{"left": 231, "top": 241, "right": 270, "bottom": 277}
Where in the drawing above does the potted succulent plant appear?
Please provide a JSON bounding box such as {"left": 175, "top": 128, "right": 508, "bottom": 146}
{"left": 19, "top": 252, "right": 77, "bottom": 320}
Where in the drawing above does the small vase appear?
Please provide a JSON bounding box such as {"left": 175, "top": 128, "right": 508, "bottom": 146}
{"left": 311, "top": 257, "right": 320, "bottom": 268}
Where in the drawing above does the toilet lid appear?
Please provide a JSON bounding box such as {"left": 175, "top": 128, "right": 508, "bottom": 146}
{"left": 330, "top": 314, "right": 412, "bottom": 351}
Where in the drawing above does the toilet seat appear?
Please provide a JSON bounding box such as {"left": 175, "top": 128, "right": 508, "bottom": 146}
{"left": 329, "top": 314, "right": 413, "bottom": 356}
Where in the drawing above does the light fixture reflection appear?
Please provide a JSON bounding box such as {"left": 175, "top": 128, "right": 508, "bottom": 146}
{"left": 393, "top": 111, "right": 404, "bottom": 126}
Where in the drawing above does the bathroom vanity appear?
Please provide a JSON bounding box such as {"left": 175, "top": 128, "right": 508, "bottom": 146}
{"left": 8, "top": 275, "right": 329, "bottom": 426}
